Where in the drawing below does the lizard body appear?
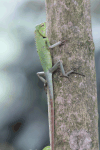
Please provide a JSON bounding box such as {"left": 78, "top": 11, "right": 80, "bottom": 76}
{"left": 34, "top": 22, "right": 85, "bottom": 150}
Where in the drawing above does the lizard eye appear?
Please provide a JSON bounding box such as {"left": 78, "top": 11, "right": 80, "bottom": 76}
{"left": 41, "top": 24, "right": 44, "bottom": 27}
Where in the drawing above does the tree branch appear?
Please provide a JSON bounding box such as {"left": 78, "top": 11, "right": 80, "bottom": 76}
{"left": 45, "top": 0, "right": 99, "bottom": 149}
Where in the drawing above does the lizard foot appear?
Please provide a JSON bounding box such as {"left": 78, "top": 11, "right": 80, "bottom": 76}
{"left": 60, "top": 66, "right": 85, "bottom": 81}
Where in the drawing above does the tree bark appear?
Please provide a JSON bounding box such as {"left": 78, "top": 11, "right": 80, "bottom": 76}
{"left": 45, "top": 0, "right": 99, "bottom": 149}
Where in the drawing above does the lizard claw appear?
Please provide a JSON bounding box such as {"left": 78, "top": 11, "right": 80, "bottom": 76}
{"left": 60, "top": 74, "right": 71, "bottom": 82}
{"left": 60, "top": 38, "right": 70, "bottom": 46}
{"left": 60, "top": 40, "right": 66, "bottom": 46}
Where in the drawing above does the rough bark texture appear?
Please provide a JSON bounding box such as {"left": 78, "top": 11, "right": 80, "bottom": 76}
{"left": 45, "top": 0, "right": 99, "bottom": 149}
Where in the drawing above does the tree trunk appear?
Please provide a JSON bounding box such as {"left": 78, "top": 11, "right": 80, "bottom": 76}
{"left": 45, "top": 0, "right": 99, "bottom": 149}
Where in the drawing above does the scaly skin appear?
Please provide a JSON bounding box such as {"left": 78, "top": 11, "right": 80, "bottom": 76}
{"left": 35, "top": 22, "right": 52, "bottom": 72}
{"left": 35, "top": 22, "right": 54, "bottom": 150}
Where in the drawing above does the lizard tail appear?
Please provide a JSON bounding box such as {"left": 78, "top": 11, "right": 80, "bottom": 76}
{"left": 47, "top": 86, "right": 54, "bottom": 150}
{"left": 45, "top": 72, "right": 54, "bottom": 150}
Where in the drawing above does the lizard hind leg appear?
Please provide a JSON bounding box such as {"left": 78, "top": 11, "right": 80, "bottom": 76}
{"left": 49, "top": 60, "right": 69, "bottom": 78}
{"left": 49, "top": 60, "right": 85, "bottom": 80}
{"left": 36, "top": 71, "right": 47, "bottom": 93}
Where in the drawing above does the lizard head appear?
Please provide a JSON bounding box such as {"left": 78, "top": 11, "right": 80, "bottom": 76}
{"left": 39, "top": 22, "right": 46, "bottom": 38}
{"left": 35, "top": 22, "right": 46, "bottom": 38}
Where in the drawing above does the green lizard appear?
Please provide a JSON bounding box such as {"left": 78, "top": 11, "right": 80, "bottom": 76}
{"left": 43, "top": 146, "right": 50, "bottom": 150}
{"left": 34, "top": 22, "right": 85, "bottom": 150}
